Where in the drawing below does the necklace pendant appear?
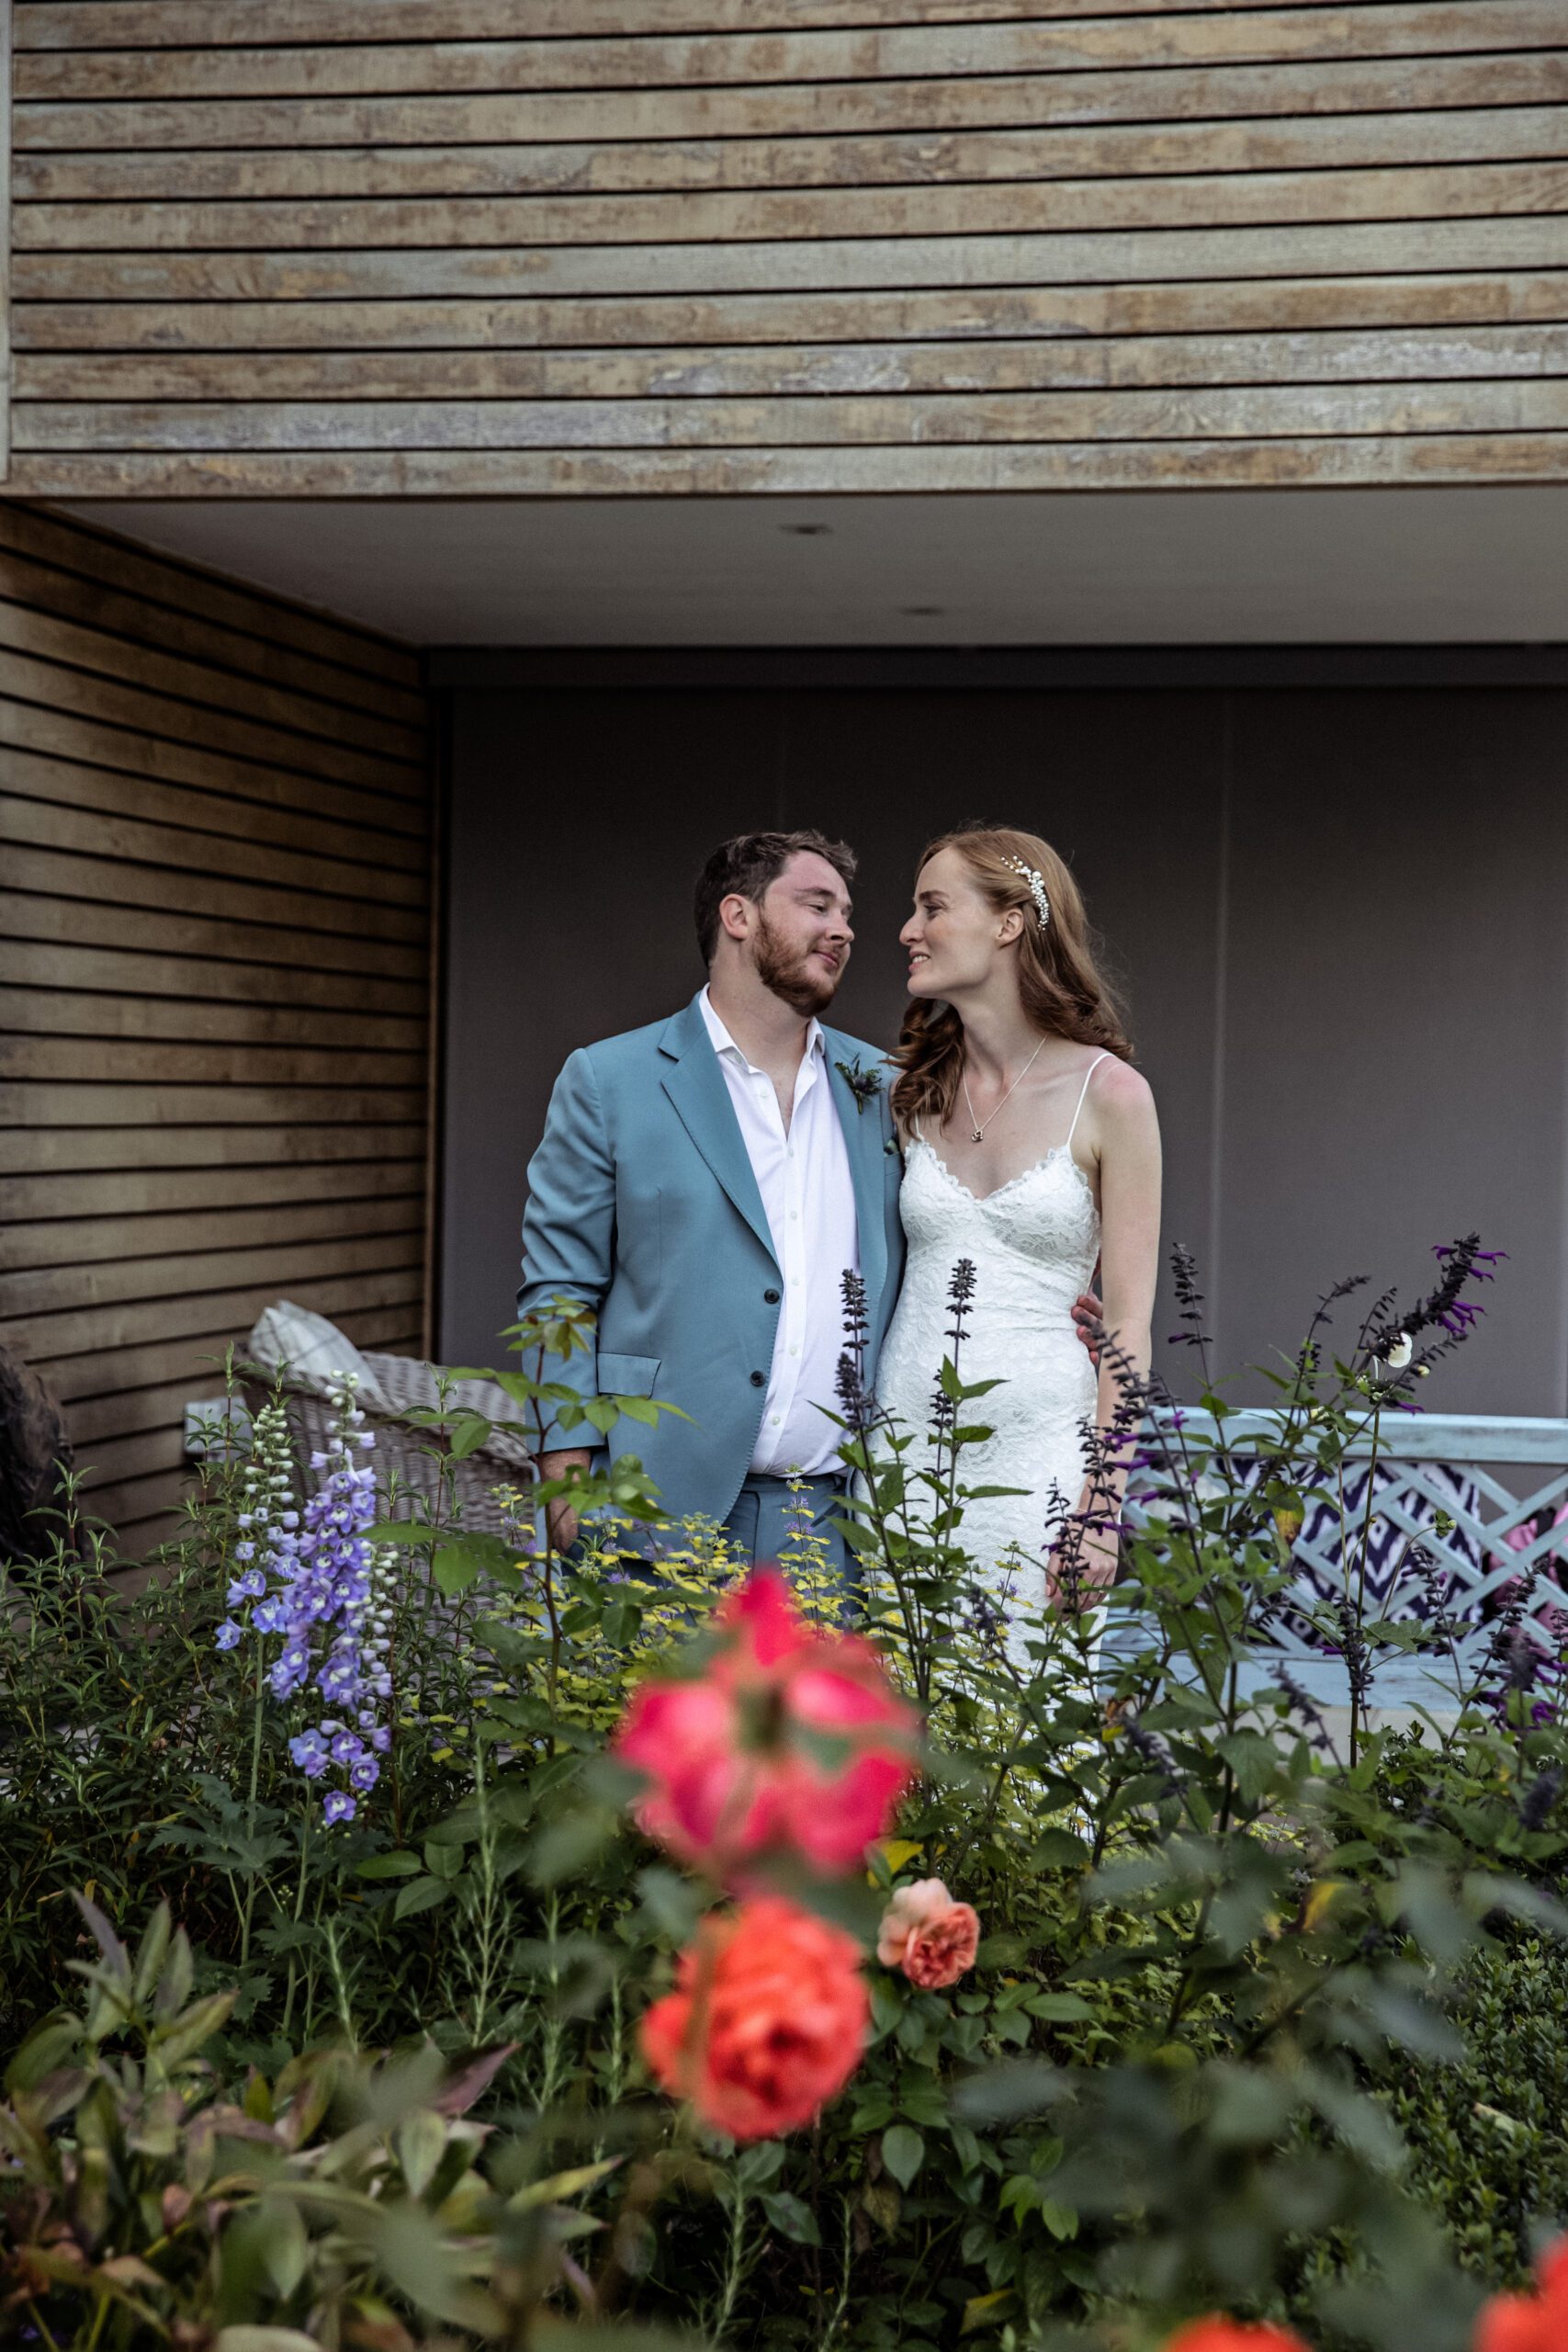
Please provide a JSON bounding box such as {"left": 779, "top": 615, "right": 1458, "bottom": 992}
{"left": 970, "top": 1127, "right": 985, "bottom": 1144}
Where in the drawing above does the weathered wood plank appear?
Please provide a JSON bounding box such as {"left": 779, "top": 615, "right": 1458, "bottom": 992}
{"left": 39, "top": 1305, "right": 423, "bottom": 1419}
{"left": 17, "top": 8, "right": 1559, "bottom": 103}
{"left": 24, "top": 160, "right": 1567, "bottom": 252}
{"left": 1, "top": 2, "right": 12, "bottom": 484}
{"left": 21, "top": 272, "right": 1568, "bottom": 352}
{"left": 9, "top": 1265, "right": 424, "bottom": 1372}
{"left": 0, "top": 511, "right": 427, "bottom": 726}
{"left": 0, "top": 695, "right": 429, "bottom": 835}
{"left": 0, "top": 585, "right": 426, "bottom": 763}
{"left": 0, "top": 987, "right": 425, "bottom": 1057}
{"left": 0, "top": 1117, "right": 429, "bottom": 1177}
{"left": 15, "top": 51, "right": 1561, "bottom": 151}
{"left": 20, "top": 380, "right": 1568, "bottom": 452}
{"left": 1, "top": 839, "right": 426, "bottom": 950}
{"left": 11, "top": 431, "right": 1565, "bottom": 496}
{"left": 0, "top": 1080, "right": 429, "bottom": 1130}
{"left": 21, "top": 216, "right": 1564, "bottom": 303}
{"left": 22, "top": 323, "right": 1568, "bottom": 407}
{"left": 3, "top": 1195, "right": 424, "bottom": 1277}
{"left": 0, "top": 1231, "right": 425, "bottom": 1325}
{"left": 0, "top": 505, "right": 418, "bottom": 688}
{"left": 21, "top": 101, "right": 1568, "bottom": 203}
{"left": 0, "top": 780, "right": 429, "bottom": 910}
{"left": 5, "top": 1156, "right": 425, "bottom": 1226}
{"left": 0, "top": 885, "right": 427, "bottom": 983}
{"left": 0, "top": 642, "right": 424, "bottom": 797}
{"left": 17, "top": 0, "right": 1448, "bottom": 44}
{"left": 0, "top": 934, "right": 427, "bottom": 1019}
{"left": 0, "top": 1033, "right": 427, "bottom": 1091}
{"left": 2, "top": 745, "right": 428, "bottom": 876}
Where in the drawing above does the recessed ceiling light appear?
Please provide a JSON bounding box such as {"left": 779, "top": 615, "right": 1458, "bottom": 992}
{"left": 782, "top": 523, "right": 832, "bottom": 536}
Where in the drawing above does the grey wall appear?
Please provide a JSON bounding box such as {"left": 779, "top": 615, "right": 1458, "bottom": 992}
{"left": 438, "top": 665, "right": 1568, "bottom": 1419}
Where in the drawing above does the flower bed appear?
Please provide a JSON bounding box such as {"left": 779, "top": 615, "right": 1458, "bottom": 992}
{"left": 3, "top": 1242, "right": 1567, "bottom": 2352}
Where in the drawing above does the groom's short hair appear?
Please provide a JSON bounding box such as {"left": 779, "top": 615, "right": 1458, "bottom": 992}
{"left": 694, "top": 830, "right": 857, "bottom": 964}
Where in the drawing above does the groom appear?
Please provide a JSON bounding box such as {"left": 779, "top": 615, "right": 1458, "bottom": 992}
{"left": 519, "top": 830, "right": 905, "bottom": 1570}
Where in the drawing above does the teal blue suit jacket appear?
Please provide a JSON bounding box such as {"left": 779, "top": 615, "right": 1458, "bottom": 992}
{"left": 518, "top": 991, "right": 904, "bottom": 1528}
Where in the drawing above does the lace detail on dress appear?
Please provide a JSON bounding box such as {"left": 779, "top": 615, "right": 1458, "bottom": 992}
{"left": 873, "top": 1136, "right": 1101, "bottom": 1658}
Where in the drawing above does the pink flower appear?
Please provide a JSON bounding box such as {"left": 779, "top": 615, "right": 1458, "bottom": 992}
{"left": 614, "top": 1569, "right": 918, "bottom": 1884}
{"left": 639, "top": 1896, "right": 869, "bottom": 2142}
{"left": 876, "top": 1877, "right": 981, "bottom": 1990}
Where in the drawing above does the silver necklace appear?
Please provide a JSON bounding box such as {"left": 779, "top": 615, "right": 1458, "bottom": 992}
{"left": 961, "top": 1035, "right": 1048, "bottom": 1144}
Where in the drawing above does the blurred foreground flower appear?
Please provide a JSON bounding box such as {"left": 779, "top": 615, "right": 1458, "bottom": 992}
{"left": 1473, "top": 2236, "right": 1568, "bottom": 2351}
{"left": 1162, "top": 2321, "right": 1313, "bottom": 2352}
{"left": 877, "top": 1876, "right": 980, "bottom": 1990}
{"left": 639, "top": 1895, "right": 868, "bottom": 2142}
{"left": 615, "top": 1566, "right": 918, "bottom": 1883}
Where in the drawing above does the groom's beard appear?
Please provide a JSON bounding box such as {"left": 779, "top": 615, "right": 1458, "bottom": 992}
{"left": 752, "top": 907, "right": 842, "bottom": 1017}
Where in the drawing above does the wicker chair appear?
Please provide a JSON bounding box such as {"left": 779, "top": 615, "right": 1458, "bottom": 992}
{"left": 242, "top": 1348, "right": 534, "bottom": 1540}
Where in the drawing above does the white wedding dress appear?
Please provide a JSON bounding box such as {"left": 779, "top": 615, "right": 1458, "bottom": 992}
{"left": 872, "top": 1055, "right": 1109, "bottom": 1666}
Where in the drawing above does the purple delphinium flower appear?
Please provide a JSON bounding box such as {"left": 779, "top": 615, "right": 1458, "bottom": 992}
{"left": 217, "top": 1375, "right": 397, "bottom": 1825}
{"left": 214, "top": 1619, "right": 244, "bottom": 1651}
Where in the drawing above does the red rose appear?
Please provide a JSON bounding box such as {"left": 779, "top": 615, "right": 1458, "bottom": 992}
{"left": 1163, "top": 2323, "right": 1314, "bottom": 2352}
{"left": 615, "top": 1568, "right": 918, "bottom": 1883}
{"left": 639, "top": 1896, "right": 869, "bottom": 2142}
{"left": 1474, "top": 2238, "right": 1568, "bottom": 2352}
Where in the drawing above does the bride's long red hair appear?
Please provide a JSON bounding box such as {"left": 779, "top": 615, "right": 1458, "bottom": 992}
{"left": 889, "top": 823, "right": 1134, "bottom": 1138}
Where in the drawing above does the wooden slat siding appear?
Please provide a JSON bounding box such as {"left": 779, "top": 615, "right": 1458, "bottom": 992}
{"left": 0, "top": 506, "right": 435, "bottom": 1560}
{"left": 1, "top": 3, "right": 11, "bottom": 483}
{"left": 0, "top": 508, "right": 417, "bottom": 690}
{"left": 22, "top": 274, "right": 1568, "bottom": 354}
{"left": 7, "top": 5, "right": 1566, "bottom": 497}
{"left": 23, "top": 160, "right": 1568, "bottom": 251}
{"left": 24, "top": 384, "right": 1568, "bottom": 451}
{"left": 20, "top": 0, "right": 1518, "bottom": 40}
{"left": 21, "top": 101, "right": 1568, "bottom": 205}
{"left": 19, "top": 53, "right": 1566, "bottom": 161}
{"left": 0, "top": 515, "right": 427, "bottom": 729}
{"left": 14, "top": 10, "right": 1562, "bottom": 102}
{"left": 0, "top": 1124, "right": 430, "bottom": 1177}
{"left": 27, "top": 325, "right": 1568, "bottom": 404}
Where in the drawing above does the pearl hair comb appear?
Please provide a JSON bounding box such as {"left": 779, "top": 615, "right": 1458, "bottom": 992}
{"left": 1005, "top": 856, "right": 1050, "bottom": 929}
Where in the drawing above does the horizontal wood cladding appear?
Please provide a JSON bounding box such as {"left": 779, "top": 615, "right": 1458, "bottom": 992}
{"left": 8, "top": 2, "right": 1568, "bottom": 496}
{"left": 0, "top": 505, "right": 434, "bottom": 1563}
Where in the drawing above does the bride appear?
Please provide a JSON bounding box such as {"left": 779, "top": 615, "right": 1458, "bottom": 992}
{"left": 871, "top": 824, "right": 1162, "bottom": 1660}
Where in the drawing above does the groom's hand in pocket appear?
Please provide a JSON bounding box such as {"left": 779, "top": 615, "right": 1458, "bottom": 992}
{"left": 538, "top": 1448, "right": 592, "bottom": 1554}
{"left": 1071, "top": 1291, "right": 1103, "bottom": 1362}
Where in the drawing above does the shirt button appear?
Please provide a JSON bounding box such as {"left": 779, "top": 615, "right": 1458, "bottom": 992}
{"left": 771, "top": 1415, "right": 782, "bottom": 1426}
{"left": 789, "top": 1210, "right": 798, "bottom": 1221}
{"left": 789, "top": 1345, "right": 799, "bottom": 1356}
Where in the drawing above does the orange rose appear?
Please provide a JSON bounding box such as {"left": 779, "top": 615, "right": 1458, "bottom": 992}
{"left": 1163, "top": 2323, "right": 1314, "bottom": 2352}
{"left": 640, "top": 1895, "right": 869, "bottom": 2143}
{"left": 876, "top": 1877, "right": 980, "bottom": 1991}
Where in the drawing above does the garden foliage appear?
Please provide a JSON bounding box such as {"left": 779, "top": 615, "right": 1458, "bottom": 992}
{"left": 3, "top": 1244, "right": 1567, "bottom": 2351}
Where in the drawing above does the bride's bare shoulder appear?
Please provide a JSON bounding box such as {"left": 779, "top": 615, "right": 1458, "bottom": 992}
{"left": 1086, "top": 1054, "right": 1157, "bottom": 1128}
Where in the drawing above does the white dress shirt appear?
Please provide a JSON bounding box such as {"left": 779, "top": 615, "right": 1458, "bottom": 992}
{"left": 699, "top": 987, "right": 861, "bottom": 1476}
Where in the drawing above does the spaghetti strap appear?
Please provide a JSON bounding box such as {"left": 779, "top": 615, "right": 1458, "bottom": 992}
{"left": 1065, "top": 1052, "right": 1110, "bottom": 1152}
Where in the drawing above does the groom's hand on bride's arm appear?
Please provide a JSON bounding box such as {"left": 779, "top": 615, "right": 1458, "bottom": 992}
{"left": 1071, "top": 1290, "right": 1103, "bottom": 1362}
{"left": 537, "top": 1448, "right": 592, "bottom": 1553}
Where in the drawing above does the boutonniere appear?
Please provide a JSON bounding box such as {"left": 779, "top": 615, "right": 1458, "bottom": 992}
{"left": 834, "top": 1055, "right": 884, "bottom": 1115}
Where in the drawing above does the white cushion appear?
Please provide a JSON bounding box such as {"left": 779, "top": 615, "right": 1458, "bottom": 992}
{"left": 246, "top": 1301, "right": 391, "bottom": 1413}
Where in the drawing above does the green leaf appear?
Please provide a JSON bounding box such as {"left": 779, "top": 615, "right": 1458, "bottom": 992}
{"left": 761, "top": 2189, "right": 823, "bottom": 2245}
{"left": 423, "top": 1839, "right": 465, "bottom": 1881}
{"left": 394, "top": 1876, "right": 455, "bottom": 1922}
{"left": 432, "top": 1544, "right": 480, "bottom": 1598}
{"left": 882, "top": 2123, "right": 924, "bottom": 2189}
{"left": 1026, "top": 1993, "right": 1096, "bottom": 2023}
{"left": 356, "top": 1851, "right": 423, "bottom": 1881}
